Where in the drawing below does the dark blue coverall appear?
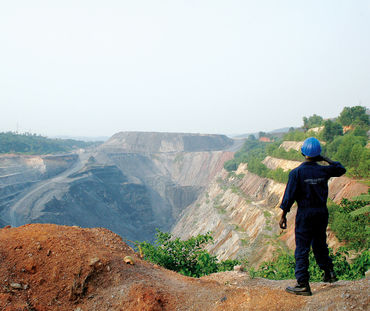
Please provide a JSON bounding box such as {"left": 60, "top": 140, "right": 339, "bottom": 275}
{"left": 280, "top": 161, "right": 346, "bottom": 283}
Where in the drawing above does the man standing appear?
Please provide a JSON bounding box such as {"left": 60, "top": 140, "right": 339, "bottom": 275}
{"left": 279, "top": 137, "right": 346, "bottom": 296}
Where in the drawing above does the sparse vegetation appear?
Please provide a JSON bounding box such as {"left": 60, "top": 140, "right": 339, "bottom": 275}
{"left": 251, "top": 248, "right": 369, "bottom": 281}
{"left": 266, "top": 141, "right": 303, "bottom": 161}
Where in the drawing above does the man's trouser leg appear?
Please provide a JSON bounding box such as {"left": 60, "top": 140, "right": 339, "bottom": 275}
{"left": 295, "top": 211, "right": 312, "bottom": 284}
{"left": 311, "top": 212, "right": 333, "bottom": 272}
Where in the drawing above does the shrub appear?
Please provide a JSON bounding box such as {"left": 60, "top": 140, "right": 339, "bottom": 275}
{"left": 138, "top": 230, "right": 240, "bottom": 277}
{"left": 253, "top": 197, "right": 369, "bottom": 281}
{"left": 252, "top": 248, "right": 369, "bottom": 281}
{"left": 328, "top": 199, "right": 369, "bottom": 250}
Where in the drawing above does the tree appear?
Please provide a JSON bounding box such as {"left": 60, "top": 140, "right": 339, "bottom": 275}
{"left": 349, "top": 144, "right": 363, "bottom": 168}
{"left": 357, "top": 148, "right": 370, "bottom": 178}
{"left": 258, "top": 131, "right": 267, "bottom": 138}
{"left": 332, "top": 134, "right": 366, "bottom": 167}
{"left": 338, "top": 106, "right": 369, "bottom": 128}
{"left": 322, "top": 120, "right": 343, "bottom": 142}
{"left": 303, "top": 114, "right": 324, "bottom": 131}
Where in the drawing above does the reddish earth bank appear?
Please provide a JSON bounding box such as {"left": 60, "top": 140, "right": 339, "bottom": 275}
{"left": 0, "top": 224, "right": 368, "bottom": 311}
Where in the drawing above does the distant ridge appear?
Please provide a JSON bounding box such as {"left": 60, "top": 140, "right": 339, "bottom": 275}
{"left": 232, "top": 127, "right": 296, "bottom": 139}
{"left": 100, "top": 131, "right": 234, "bottom": 153}
{"left": 51, "top": 135, "right": 109, "bottom": 142}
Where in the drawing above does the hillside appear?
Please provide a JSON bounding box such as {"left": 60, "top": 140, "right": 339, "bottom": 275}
{"left": 172, "top": 159, "right": 367, "bottom": 265}
{"left": 172, "top": 106, "right": 369, "bottom": 265}
{"left": 0, "top": 224, "right": 368, "bottom": 311}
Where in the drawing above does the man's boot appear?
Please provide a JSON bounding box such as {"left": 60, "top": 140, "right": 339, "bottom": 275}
{"left": 323, "top": 270, "right": 338, "bottom": 283}
{"left": 285, "top": 282, "right": 312, "bottom": 296}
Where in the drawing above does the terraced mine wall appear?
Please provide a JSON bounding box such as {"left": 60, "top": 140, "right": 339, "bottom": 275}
{"left": 0, "top": 154, "right": 78, "bottom": 225}
{"left": 1, "top": 133, "right": 236, "bottom": 242}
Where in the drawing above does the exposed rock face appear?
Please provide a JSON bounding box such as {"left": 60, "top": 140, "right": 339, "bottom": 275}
{"left": 3, "top": 132, "right": 235, "bottom": 242}
{"left": 280, "top": 141, "right": 304, "bottom": 152}
{"left": 172, "top": 157, "right": 367, "bottom": 266}
{"left": 329, "top": 176, "right": 368, "bottom": 203}
{"left": 262, "top": 156, "right": 301, "bottom": 171}
{"left": 172, "top": 163, "right": 287, "bottom": 266}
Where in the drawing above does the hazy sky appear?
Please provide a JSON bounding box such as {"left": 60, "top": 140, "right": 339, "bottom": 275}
{"left": 1, "top": 1, "right": 369, "bottom": 138}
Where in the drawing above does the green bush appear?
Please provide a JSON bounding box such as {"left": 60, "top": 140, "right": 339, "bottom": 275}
{"left": 252, "top": 248, "right": 369, "bottom": 281}
{"left": 328, "top": 198, "right": 369, "bottom": 250}
{"left": 247, "top": 159, "right": 290, "bottom": 184}
{"left": 138, "top": 230, "right": 240, "bottom": 278}
{"left": 253, "top": 196, "right": 369, "bottom": 281}
{"left": 283, "top": 130, "right": 307, "bottom": 141}
{"left": 270, "top": 148, "right": 303, "bottom": 162}
{"left": 266, "top": 140, "right": 303, "bottom": 162}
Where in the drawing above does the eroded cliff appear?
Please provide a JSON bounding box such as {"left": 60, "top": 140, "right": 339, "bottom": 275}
{"left": 172, "top": 156, "right": 367, "bottom": 266}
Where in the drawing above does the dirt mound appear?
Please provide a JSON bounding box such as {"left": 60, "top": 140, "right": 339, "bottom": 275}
{"left": 0, "top": 224, "right": 368, "bottom": 311}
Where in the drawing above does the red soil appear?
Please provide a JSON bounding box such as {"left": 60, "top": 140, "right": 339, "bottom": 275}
{"left": 0, "top": 224, "right": 368, "bottom": 311}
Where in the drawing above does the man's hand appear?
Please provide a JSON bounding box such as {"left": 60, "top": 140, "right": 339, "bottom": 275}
{"left": 317, "top": 155, "right": 335, "bottom": 165}
{"left": 279, "top": 214, "right": 287, "bottom": 229}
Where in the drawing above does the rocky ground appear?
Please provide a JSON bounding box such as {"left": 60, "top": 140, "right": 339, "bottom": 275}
{"left": 0, "top": 224, "right": 368, "bottom": 311}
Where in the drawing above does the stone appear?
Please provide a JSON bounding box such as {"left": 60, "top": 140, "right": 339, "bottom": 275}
{"left": 10, "top": 283, "right": 23, "bottom": 289}
{"left": 365, "top": 270, "right": 370, "bottom": 279}
{"left": 124, "top": 256, "right": 135, "bottom": 265}
{"left": 89, "top": 257, "right": 100, "bottom": 266}
{"left": 233, "top": 265, "right": 244, "bottom": 272}
{"left": 24, "top": 258, "right": 37, "bottom": 274}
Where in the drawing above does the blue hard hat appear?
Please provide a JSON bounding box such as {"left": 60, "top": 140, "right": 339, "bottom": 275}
{"left": 301, "top": 137, "right": 321, "bottom": 157}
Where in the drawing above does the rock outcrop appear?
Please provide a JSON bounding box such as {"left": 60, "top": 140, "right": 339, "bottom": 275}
{"left": 262, "top": 156, "right": 301, "bottom": 171}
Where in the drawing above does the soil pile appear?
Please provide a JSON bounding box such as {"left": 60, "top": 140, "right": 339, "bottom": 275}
{"left": 0, "top": 224, "right": 368, "bottom": 311}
